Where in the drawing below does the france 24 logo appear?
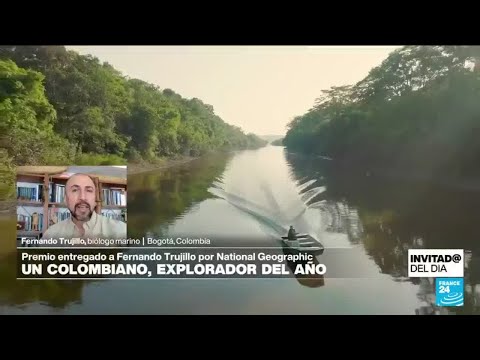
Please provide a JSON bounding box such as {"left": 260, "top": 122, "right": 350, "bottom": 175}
{"left": 435, "top": 278, "right": 464, "bottom": 307}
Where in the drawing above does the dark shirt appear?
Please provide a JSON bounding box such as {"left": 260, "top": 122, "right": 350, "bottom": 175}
{"left": 287, "top": 228, "right": 297, "bottom": 240}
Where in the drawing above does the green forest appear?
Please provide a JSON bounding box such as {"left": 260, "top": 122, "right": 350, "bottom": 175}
{"left": 284, "top": 46, "right": 480, "bottom": 182}
{"left": 0, "top": 46, "right": 267, "bottom": 200}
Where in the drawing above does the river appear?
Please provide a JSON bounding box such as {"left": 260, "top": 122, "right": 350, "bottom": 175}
{"left": 1, "top": 145, "right": 480, "bottom": 314}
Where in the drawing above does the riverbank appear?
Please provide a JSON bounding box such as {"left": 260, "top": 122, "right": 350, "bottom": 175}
{"left": 286, "top": 150, "right": 480, "bottom": 193}
{"left": 329, "top": 163, "right": 480, "bottom": 193}
{"left": 127, "top": 155, "right": 199, "bottom": 175}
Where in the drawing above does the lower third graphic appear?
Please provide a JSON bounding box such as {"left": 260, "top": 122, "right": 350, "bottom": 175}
{"left": 435, "top": 278, "right": 464, "bottom": 307}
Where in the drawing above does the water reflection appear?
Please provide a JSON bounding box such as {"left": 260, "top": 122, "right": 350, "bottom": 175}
{"left": 0, "top": 219, "right": 121, "bottom": 309}
{"left": 0, "top": 251, "right": 90, "bottom": 309}
{"left": 285, "top": 150, "right": 480, "bottom": 314}
{"left": 127, "top": 152, "right": 233, "bottom": 238}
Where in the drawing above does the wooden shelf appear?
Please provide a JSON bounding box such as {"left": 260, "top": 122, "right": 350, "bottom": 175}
{"left": 103, "top": 204, "right": 127, "bottom": 209}
{"left": 17, "top": 201, "right": 43, "bottom": 207}
{"left": 17, "top": 230, "right": 41, "bottom": 237}
{"left": 49, "top": 202, "right": 66, "bottom": 207}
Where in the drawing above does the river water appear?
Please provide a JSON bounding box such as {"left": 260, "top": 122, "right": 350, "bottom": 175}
{"left": 1, "top": 145, "right": 480, "bottom": 314}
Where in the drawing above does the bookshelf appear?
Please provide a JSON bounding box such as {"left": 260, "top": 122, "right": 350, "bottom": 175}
{"left": 16, "top": 169, "right": 127, "bottom": 239}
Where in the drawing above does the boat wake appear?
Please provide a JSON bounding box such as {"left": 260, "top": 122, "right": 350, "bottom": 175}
{"left": 207, "top": 176, "right": 327, "bottom": 240}
{"left": 208, "top": 184, "right": 286, "bottom": 237}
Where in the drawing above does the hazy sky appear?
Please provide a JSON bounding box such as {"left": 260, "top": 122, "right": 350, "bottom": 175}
{"left": 67, "top": 46, "right": 400, "bottom": 136}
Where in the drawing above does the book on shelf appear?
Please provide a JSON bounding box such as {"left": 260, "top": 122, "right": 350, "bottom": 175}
{"left": 17, "top": 184, "right": 44, "bottom": 202}
{"left": 17, "top": 183, "right": 73, "bottom": 204}
{"left": 102, "top": 187, "right": 126, "bottom": 206}
{"left": 101, "top": 209, "right": 126, "bottom": 222}
{"left": 49, "top": 183, "right": 66, "bottom": 203}
{"left": 17, "top": 213, "right": 44, "bottom": 232}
